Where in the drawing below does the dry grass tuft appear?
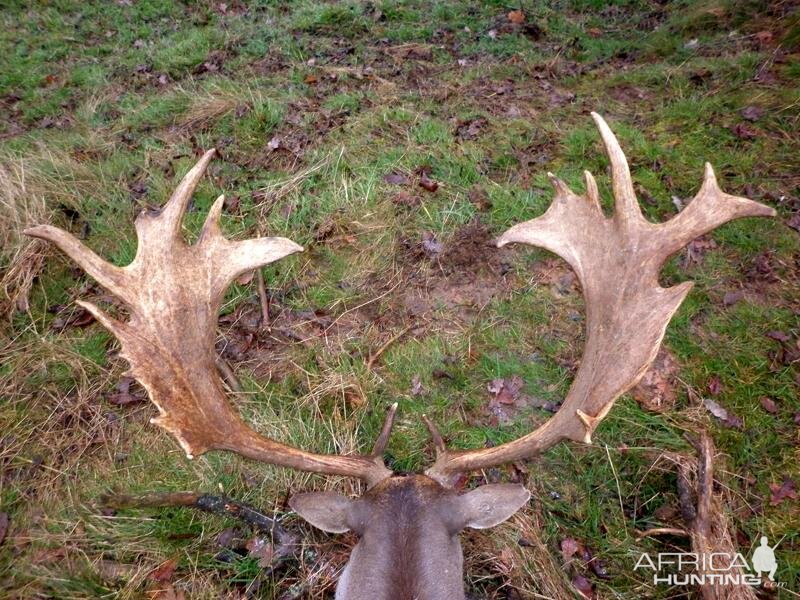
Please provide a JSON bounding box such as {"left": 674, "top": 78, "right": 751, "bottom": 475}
{"left": 0, "top": 159, "right": 52, "bottom": 319}
{"left": 176, "top": 85, "right": 243, "bottom": 132}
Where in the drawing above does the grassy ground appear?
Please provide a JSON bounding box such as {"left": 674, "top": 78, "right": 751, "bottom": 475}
{"left": 1, "top": 1, "right": 799, "bottom": 598}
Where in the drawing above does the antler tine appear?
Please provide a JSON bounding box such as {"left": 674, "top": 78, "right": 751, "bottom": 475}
{"left": 24, "top": 225, "right": 134, "bottom": 305}
{"left": 591, "top": 112, "right": 643, "bottom": 225}
{"left": 28, "top": 151, "right": 393, "bottom": 489}
{"left": 426, "top": 114, "right": 775, "bottom": 487}
{"left": 370, "top": 403, "right": 399, "bottom": 458}
{"left": 159, "top": 148, "right": 217, "bottom": 238}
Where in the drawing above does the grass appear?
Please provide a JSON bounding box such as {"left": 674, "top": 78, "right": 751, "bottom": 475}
{"left": 1, "top": 0, "right": 799, "bottom": 598}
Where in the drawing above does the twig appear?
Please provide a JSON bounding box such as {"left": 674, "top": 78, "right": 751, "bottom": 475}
{"left": 365, "top": 325, "right": 413, "bottom": 371}
{"left": 636, "top": 527, "right": 690, "bottom": 538}
{"left": 256, "top": 269, "right": 270, "bottom": 329}
{"left": 101, "top": 491, "right": 290, "bottom": 542}
{"left": 216, "top": 358, "right": 242, "bottom": 393}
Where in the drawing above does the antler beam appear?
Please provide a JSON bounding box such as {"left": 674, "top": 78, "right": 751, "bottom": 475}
{"left": 425, "top": 113, "right": 775, "bottom": 486}
{"left": 27, "top": 150, "right": 393, "bottom": 487}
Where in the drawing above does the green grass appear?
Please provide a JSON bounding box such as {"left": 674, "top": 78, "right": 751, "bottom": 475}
{"left": 1, "top": 1, "right": 798, "bottom": 598}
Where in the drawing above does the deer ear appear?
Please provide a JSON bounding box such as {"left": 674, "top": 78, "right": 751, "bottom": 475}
{"left": 453, "top": 484, "right": 530, "bottom": 530}
{"left": 289, "top": 492, "right": 359, "bottom": 534}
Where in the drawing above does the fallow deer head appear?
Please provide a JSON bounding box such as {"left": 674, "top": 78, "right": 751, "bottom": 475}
{"left": 27, "top": 113, "right": 774, "bottom": 600}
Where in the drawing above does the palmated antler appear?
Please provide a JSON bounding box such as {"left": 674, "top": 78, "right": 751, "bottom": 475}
{"left": 425, "top": 113, "right": 775, "bottom": 486}
{"left": 26, "top": 150, "right": 395, "bottom": 487}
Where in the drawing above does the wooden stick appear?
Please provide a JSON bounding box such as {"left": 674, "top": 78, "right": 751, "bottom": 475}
{"left": 365, "top": 325, "right": 413, "bottom": 371}
{"left": 216, "top": 358, "right": 242, "bottom": 393}
{"left": 635, "top": 527, "right": 690, "bottom": 538}
{"left": 101, "top": 491, "right": 290, "bottom": 541}
{"left": 256, "top": 268, "right": 271, "bottom": 329}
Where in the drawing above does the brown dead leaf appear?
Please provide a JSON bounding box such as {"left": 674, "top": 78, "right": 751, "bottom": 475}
{"left": 759, "top": 397, "right": 778, "bottom": 414}
{"left": 304, "top": 73, "right": 318, "bottom": 84}
{"left": 740, "top": 106, "right": 764, "bottom": 121}
{"left": 454, "top": 117, "right": 487, "bottom": 140}
{"left": 507, "top": 10, "right": 525, "bottom": 24}
{"left": 410, "top": 375, "right": 424, "bottom": 396}
{"left": 723, "top": 290, "right": 745, "bottom": 306}
{"left": 485, "top": 376, "right": 545, "bottom": 425}
{"left": 108, "top": 376, "right": 147, "bottom": 406}
{"left": 391, "top": 191, "right": 420, "bottom": 207}
{"left": 384, "top": 171, "right": 410, "bottom": 186}
{"left": 769, "top": 479, "right": 797, "bottom": 506}
{"left": 246, "top": 536, "right": 275, "bottom": 568}
{"left": 682, "top": 236, "right": 717, "bottom": 268}
{"left": 560, "top": 537, "right": 580, "bottom": 561}
{"left": 148, "top": 558, "right": 178, "bottom": 583}
{"left": 730, "top": 123, "right": 758, "bottom": 140}
{"left": 419, "top": 173, "right": 438, "bottom": 193}
{"left": 50, "top": 306, "right": 96, "bottom": 331}
{"left": 572, "top": 574, "right": 595, "bottom": 599}
{"left": 707, "top": 375, "right": 723, "bottom": 396}
{"left": 630, "top": 348, "right": 679, "bottom": 412}
{"left": 703, "top": 397, "right": 743, "bottom": 429}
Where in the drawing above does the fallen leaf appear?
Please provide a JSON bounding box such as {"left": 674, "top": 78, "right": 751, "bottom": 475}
{"left": 383, "top": 171, "right": 409, "bottom": 186}
{"left": 410, "top": 375, "right": 424, "bottom": 396}
{"left": 304, "top": 73, "right": 318, "bottom": 84}
{"left": 422, "top": 232, "right": 443, "bottom": 256}
{"left": 418, "top": 174, "right": 438, "bottom": 193}
{"left": 707, "top": 375, "right": 723, "bottom": 396}
{"left": 765, "top": 330, "right": 791, "bottom": 343}
{"left": 755, "top": 30, "right": 773, "bottom": 46}
{"left": 759, "top": 397, "right": 778, "bottom": 414}
{"left": 740, "top": 106, "right": 764, "bottom": 121}
{"left": 50, "top": 306, "right": 96, "bottom": 331}
{"left": 682, "top": 236, "right": 717, "bottom": 268}
{"left": 560, "top": 537, "right": 580, "bottom": 561}
{"left": 654, "top": 503, "right": 678, "bottom": 521}
{"left": 454, "top": 117, "right": 487, "bottom": 140}
{"left": 723, "top": 290, "right": 745, "bottom": 306}
{"left": 96, "top": 560, "right": 136, "bottom": 581}
{"left": 108, "top": 376, "right": 147, "bottom": 406}
{"left": 148, "top": 558, "right": 178, "bottom": 583}
{"left": 246, "top": 536, "right": 275, "bottom": 568}
{"left": 391, "top": 191, "right": 420, "bottom": 207}
{"left": 507, "top": 10, "right": 525, "bottom": 24}
{"left": 730, "top": 123, "right": 758, "bottom": 140}
{"left": 572, "top": 574, "right": 595, "bottom": 599}
{"left": 784, "top": 211, "right": 800, "bottom": 232}
{"left": 485, "top": 376, "right": 544, "bottom": 425}
{"left": 631, "top": 348, "right": 679, "bottom": 413}
{"left": 467, "top": 187, "right": 492, "bottom": 211}
{"left": 703, "top": 397, "right": 743, "bottom": 429}
{"left": 586, "top": 27, "right": 603, "bottom": 38}
{"left": 217, "top": 527, "right": 242, "bottom": 549}
{"left": 768, "top": 479, "right": 797, "bottom": 506}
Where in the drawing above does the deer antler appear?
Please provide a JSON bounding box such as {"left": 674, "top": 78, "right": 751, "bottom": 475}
{"left": 425, "top": 113, "right": 775, "bottom": 486}
{"left": 26, "top": 150, "right": 394, "bottom": 487}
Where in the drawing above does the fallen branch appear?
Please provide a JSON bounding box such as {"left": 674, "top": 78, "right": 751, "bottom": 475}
{"left": 101, "top": 491, "right": 290, "bottom": 542}
{"left": 677, "top": 431, "right": 758, "bottom": 600}
{"left": 256, "top": 269, "right": 271, "bottom": 329}
{"left": 216, "top": 358, "right": 242, "bottom": 393}
{"left": 635, "top": 527, "right": 689, "bottom": 539}
{"left": 365, "top": 325, "right": 413, "bottom": 371}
